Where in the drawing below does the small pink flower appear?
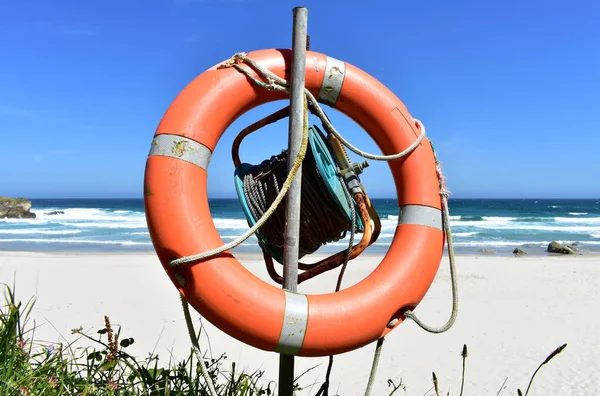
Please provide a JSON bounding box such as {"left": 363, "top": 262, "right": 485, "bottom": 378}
{"left": 108, "top": 381, "right": 118, "bottom": 391}
{"left": 19, "top": 388, "right": 29, "bottom": 395}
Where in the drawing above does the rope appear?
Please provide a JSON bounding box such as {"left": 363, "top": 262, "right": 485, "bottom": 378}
{"left": 169, "top": 52, "right": 426, "bottom": 268}
{"left": 166, "top": 52, "right": 459, "bottom": 394}
{"left": 335, "top": 181, "right": 356, "bottom": 290}
{"left": 179, "top": 294, "right": 218, "bottom": 396}
{"left": 169, "top": 95, "right": 309, "bottom": 267}
{"left": 240, "top": 143, "right": 355, "bottom": 260}
{"left": 403, "top": 146, "right": 458, "bottom": 333}
{"left": 219, "top": 52, "right": 427, "bottom": 161}
{"left": 218, "top": 51, "right": 460, "bottom": 332}
{"left": 364, "top": 337, "right": 385, "bottom": 396}
{"left": 316, "top": 178, "right": 357, "bottom": 396}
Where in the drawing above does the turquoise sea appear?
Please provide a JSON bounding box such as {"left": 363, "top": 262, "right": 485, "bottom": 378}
{"left": 1, "top": 198, "right": 599, "bottom": 255}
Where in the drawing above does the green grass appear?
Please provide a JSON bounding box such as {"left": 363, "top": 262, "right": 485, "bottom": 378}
{"left": 0, "top": 282, "right": 279, "bottom": 395}
{"left": 1, "top": 282, "right": 567, "bottom": 396}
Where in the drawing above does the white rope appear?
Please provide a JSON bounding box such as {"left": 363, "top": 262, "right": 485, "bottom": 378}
{"left": 364, "top": 337, "right": 385, "bottom": 396}
{"left": 169, "top": 95, "right": 309, "bottom": 267}
{"left": 220, "top": 52, "right": 427, "bottom": 161}
{"left": 166, "top": 52, "right": 459, "bottom": 394}
{"left": 180, "top": 294, "right": 218, "bottom": 396}
{"left": 169, "top": 53, "right": 426, "bottom": 268}
{"left": 403, "top": 151, "right": 458, "bottom": 333}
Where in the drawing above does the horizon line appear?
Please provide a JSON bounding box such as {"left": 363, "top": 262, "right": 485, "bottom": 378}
{"left": 14, "top": 196, "right": 600, "bottom": 200}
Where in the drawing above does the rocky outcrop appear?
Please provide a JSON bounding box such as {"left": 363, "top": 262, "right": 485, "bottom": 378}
{"left": 0, "top": 197, "right": 36, "bottom": 219}
{"left": 513, "top": 248, "right": 527, "bottom": 255}
{"left": 47, "top": 211, "right": 64, "bottom": 216}
{"left": 547, "top": 241, "right": 577, "bottom": 255}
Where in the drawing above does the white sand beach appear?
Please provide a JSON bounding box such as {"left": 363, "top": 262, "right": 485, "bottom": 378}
{"left": 0, "top": 251, "right": 598, "bottom": 395}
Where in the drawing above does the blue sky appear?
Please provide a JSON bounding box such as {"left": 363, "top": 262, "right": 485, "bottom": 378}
{"left": 1, "top": 0, "right": 599, "bottom": 199}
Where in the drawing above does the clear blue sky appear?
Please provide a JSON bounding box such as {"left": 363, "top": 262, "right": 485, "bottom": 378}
{"left": 1, "top": 0, "right": 599, "bottom": 199}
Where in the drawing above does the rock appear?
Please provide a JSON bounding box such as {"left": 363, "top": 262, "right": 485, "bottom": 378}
{"left": 477, "top": 249, "right": 496, "bottom": 254}
{"left": 547, "top": 241, "right": 576, "bottom": 255}
{"left": 47, "top": 211, "right": 65, "bottom": 216}
{"left": 513, "top": 248, "right": 527, "bottom": 255}
{"left": 0, "top": 197, "right": 36, "bottom": 219}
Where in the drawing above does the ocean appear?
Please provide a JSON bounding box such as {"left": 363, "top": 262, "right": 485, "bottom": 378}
{"left": 1, "top": 198, "right": 599, "bottom": 256}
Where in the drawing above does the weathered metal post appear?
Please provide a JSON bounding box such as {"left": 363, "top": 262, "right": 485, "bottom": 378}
{"left": 279, "top": 6, "right": 308, "bottom": 396}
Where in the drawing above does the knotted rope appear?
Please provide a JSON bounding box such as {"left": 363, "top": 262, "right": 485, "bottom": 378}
{"left": 171, "top": 52, "right": 459, "bottom": 395}
{"left": 403, "top": 145, "right": 458, "bottom": 333}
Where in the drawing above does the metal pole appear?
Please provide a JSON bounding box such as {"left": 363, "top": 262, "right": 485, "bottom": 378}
{"left": 279, "top": 6, "right": 308, "bottom": 396}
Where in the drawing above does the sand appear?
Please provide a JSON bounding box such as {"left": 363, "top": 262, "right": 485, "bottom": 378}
{"left": 1, "top": 250, "right": 598, "bottom": 395}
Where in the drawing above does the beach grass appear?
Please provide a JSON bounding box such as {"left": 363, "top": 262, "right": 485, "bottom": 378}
{"left": 0, "top": 282, "right": 283, "bottom": 395}
{"left": 1, "top": 281, "right": 567, "bottom": 396}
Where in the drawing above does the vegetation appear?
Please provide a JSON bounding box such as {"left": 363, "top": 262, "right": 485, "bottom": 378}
{"left": 1, "top": 282, "right": 566, "bottom": 395}
{"left": 1, "top": 282, "right": 279, "bottom": 395}
{"left": 0, "top": 197, "right": 29, "bottom": 205}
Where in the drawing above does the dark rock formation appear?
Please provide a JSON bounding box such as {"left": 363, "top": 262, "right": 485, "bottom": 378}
{"left": 0, "top": 197, "right": 36, "bottom": 219}
{"left": 47, "top": 211, "right": 65, "bottom": 216}
{"left": 547, "top": 241, "right": 576, "bottom": 255}
{"left": 513, "top": 248, "right": 527, "bottom": 255}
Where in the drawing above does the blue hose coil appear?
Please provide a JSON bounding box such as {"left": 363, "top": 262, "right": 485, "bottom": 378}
{"left": 234, "top": 125, "right": 363, "bottom": 259}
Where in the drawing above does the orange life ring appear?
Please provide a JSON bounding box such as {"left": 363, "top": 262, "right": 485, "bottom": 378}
{"left": 144, "top": 49, "right": 445, "bottom": 357}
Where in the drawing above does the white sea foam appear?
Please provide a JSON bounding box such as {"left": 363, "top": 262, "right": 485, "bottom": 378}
{"left": 363, "top": 241, "right": 522, "bottom": 248}
{"left": 213, "top": 218, "right": 250, "bottom": 229}
{"left": 1, "top": 207, "right": 152, "bottom": 231}
{"left": 380, "top": 222, "right": 398, "bottom": 231}
{"left": 553, "top": 217, "right": 600, "bottom": 224}
{"left": 59, "top": 222, "right": 147, "bottom": 229}
{"left": 363, "top": 241, "right": 600, "bottom": 247}
{"left": 452, "top": 216, "right": 518, "bottom": 227}
{"left": 389, "top": 214, "right": 462, "bottom": 221}
{"left": 0, "top": 218, "right": 50, "bottom": 225}
{"left": 33, "top": 208, "right": 144, "bottom": 223}
{"left": 220, "top": 235, "right": 258, "bottom": 240}
{"left": 451, "top": 240, "right": 600, "bottom": 247}
{"left": 453, "top": 232, "right": 478, "bottom": 237}
{"left": 4, "top": 202, "right": 599, "bottom": 253}
{"left": 0, "top": 238, "right": 151, "bottom": 245}
{"left": 481, "top": 216, "right": 518, "bottom": 222}
{"left": 0, "top": 229, "right": 81, "bottom": 235}
{"left": 451, "top": 241, "right": 548, "bottom": 247}
{"left": 474, "top": 224, "right": 600, "bottom": 233}
{"left": 454, "top": 220, "right": 514, "bottom": 227}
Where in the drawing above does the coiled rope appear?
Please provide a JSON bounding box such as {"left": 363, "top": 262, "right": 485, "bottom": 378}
{"left": 169, "top": 95, "right": 309, "bottom": 267}
{"left": 241, "top": 144, "right": 357, "bottom": 260}
{"left": 171, "top": 52, "right": 459, "bottom": 395}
